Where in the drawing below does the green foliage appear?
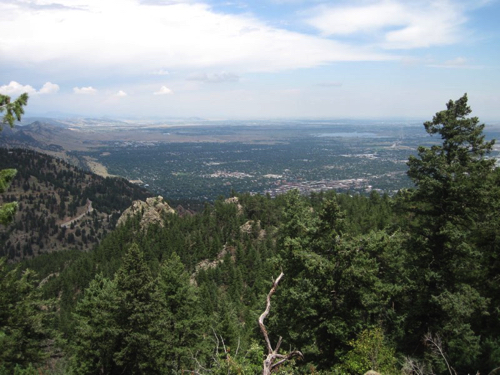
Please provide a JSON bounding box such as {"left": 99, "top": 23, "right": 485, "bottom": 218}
{"left": 71, "top": 244, "right": 164, "bottom": 374}
{"left": 155, "top": 252, "right": 209, "bottom": 372}
{"left": 0, "top": 93, "right": 28, "bottom": 227}
{"left": 337, "top": 328, "right": 398, "bottom": 375}
{"left": 211, "top": 341, "right": 264, "bottom": 375}
{"left": 0, "top": 167, "right": 18, "bottom": 225}
{"left": 109, "top": 243, "right": 164, "bottom": 373}
{"left": 273, "top": 189, "right": 408, "bottom": 370}
{"left": 407, "top": 93, "right": 495, "bottom": 235}
{"left": 10, "top": 98, "right": 500, "bottom": 375}
{"left": 0, "top": 363, "right": 40, "bottom": 375}
{"left": 0, "top": 168, "right": 17, "bottom": 194}
{"left": 0, "top": 201, "right": 18, "bottom": 225}
{"left": 401, "top": 94, "right": 498, "bottom": 372}
{"left": 0, "top": 148, "right": 150, "bottom": 259}
{"left": 0, "top": 258, "right": 54, "bottom": 373}
{"left": 0, "top": 93, "right": 28, "bottom": 129}
{"left": 70, "top": 274, "right": 120, "bottom": 374}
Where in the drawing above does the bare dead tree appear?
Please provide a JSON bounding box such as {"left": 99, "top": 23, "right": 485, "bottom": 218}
{"left": 401, "top": 356, "right": 428, "bottom": 375}
{"left": 259, "top": 272, "right": 303, "bottom": 375}
{"left": 423, "top": 332, "right": 457, "bottom": 375}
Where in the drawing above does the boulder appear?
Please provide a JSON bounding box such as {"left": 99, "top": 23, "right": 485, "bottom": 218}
{"left": 117, "top": 195, "right": 175, "bottom": 229}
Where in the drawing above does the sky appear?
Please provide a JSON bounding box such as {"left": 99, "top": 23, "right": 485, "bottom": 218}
{"left": 1, "top": 0, "right": 499, "bottom": 120}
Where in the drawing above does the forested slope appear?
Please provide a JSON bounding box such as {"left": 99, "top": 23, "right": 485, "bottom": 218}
{"left": 2, "top": 95, "right": 500, "bottom": 374}
{"left": 0, "top": 148, "right": 151, "bottom": 260}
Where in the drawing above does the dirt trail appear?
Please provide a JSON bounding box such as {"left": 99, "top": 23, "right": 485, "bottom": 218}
{"left": 60, "top": 199, "right": 93, "bottom": 228}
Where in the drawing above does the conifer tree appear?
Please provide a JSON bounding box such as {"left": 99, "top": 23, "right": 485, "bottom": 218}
{"left": 112, "top": 243, "right": 163, "bottom": 374}
{"left": 0, "top": 258, "right": 53, "bottom": 373}
{"left": 155, "top": 252, "right": 208, "bottom": 372}
{"left": 71, "top": 244, "right": 164, "bottom": 374}
{"left": 70, "top": 274, "right": 120, "bottom": 375}
{"left": 405, "top": 94, "right": 496, "bottom": 370}
{"left": 0, "top": 93, "right": 28, "bottom": 225}
{"left": 407, "top": 93, "right": 495, "bottom": 235}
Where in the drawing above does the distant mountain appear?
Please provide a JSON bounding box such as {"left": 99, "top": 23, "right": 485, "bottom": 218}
{"left": 0, "top": 121, "right": 105, "bottom": 168}
{"left": 0, "top": 122, "right": 68, "bottom": 152}
{"left": 19, "top": 117, "right": 70, "bottom": 127}
{"left": 0, "top": 148, "right": 151, "bottom": 261}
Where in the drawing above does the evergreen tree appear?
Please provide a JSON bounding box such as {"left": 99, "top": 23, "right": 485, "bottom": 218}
{"left": 407, "top": 93, "right": 495, "bottom": 238}
{"left": 404, "top": 94, "right": 496, "bottom": 371}
{"left": 336, "top": 328, "right": 398, "bottom": 375}
{"left": 0, "top": 258, "right": 53, "bottom": 373}
{"left": 0, "top": 93, "right": 28, "bottom": 225}
{"left": 155, "top": 252, "right": 208, "bottom": 372}
{"left": 112, "top": 243, "right": 163, "bottom": 374}
{"left": 0, "top": 93, "right": 29, "bottom": 131}
{"left": 71, "top": 244, "right": 164, "bottom": 374}
{"left": 70, "top": 274, "right": 120, "bottom": 375}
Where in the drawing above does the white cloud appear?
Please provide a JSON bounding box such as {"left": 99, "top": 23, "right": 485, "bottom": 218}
{"left": 306, "top": 2, "right": 406, "bottom": 36}
{"left": 74, "top": 86, "right": 97, "bottom": 94}
{"left": 0, "top": 81, "right": 37, "bottom": 96}
{"left": 38, "top": 82, "right": 60, "bottom": 94}
{"left": 154, "top": 86, "right": 173, "bottom": 95}
{"left": 116, "top": 90, "right": 128, "bottom": 97}
{"left": 187, "top": 71, "right": 240, "bottom": 83}
{"left": 0, "top": 0, "right": 390, "bottom": 77}
{"left": 0, "top": 81, "right": 59, "bottom": 96}
{"left": 306, "top": 0, "right": 467, "bottom": 49}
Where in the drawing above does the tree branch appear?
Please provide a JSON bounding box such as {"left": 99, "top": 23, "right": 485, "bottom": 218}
{"left": 259, "top": 272, "right": 303, "bottom": 375}
{"left": 424, "top": 332, "right": 457, "bottom": 375}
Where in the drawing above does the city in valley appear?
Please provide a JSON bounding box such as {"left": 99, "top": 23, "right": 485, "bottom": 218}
{"left": 2, "top": 117, "right": 500, "bottom": 202}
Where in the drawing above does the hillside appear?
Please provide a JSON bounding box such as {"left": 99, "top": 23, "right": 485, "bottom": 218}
{"left": 0, "top": 148, "right": 151, "bottom": 260}
{"left": 2, "top": 96, "right": 500, "bottom": 374}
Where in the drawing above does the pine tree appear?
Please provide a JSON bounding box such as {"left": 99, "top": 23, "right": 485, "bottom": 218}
{"left": 0, "top": 93, "right": 28, "bottom": 225}
{"left": 155, "top": 252, "right": 208, "bottom": 372}
{"left": 404, "top": 94, "right": 496, "bottom": 370}
{"left": 71, "top": 244, "right": 164, "bottom": 374}
{"left": 112, "top": 243, "right": 163, "bottom": 374}
{"left": 0, "top": 258, "right": 54, "bottom": 373}
{"left": 70, "top": 274, "right": 120, "bottom": 375}
{"left": 407, "top": 93, "right": 495, "bottom": 236}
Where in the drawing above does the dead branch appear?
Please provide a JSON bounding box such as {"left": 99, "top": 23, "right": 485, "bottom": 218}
{"left": 401, "top": 356, "right": 427, "bottom": 375}
{"left": 188, "top": 348, "right": 211, "bottom": 374}
{"left": 424, "top": 332, "right": 457, "bottom": 375}
{"left": 259, "top": 272, "right": 303, "bottom": 375}
{"left": 235, "top": 336, "right": 241, "bottom": 357}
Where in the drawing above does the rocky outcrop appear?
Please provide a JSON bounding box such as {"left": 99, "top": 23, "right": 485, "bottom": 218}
{"left": 117, "top": 196, "right": 175, "bottom": 230}
{"left": 175, "top": 205, "right": 195, "bottom": 217}
{"left": 240, "top": 220, "right": 266, "bottom": 239}
{"left": 190, "top": 244, "right": 236, "bottom": 284}
{"left": 224, "top": 196, "right": 243, "bottom": 215}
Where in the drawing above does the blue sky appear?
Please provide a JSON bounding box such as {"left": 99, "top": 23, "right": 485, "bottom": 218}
{"left": 1, "top": 0, "right": 499, "bottom": 120}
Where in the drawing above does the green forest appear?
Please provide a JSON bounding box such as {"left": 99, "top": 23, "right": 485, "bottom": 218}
{"left": 1, "top": 94, "right": 500, "bottom": 374}
{"left": 0, "top": 148, "right": 150, "bottom": 260}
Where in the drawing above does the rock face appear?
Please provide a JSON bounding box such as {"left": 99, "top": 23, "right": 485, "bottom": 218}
{"left": 240, "top": 220, "right": 266, "bottom": 239}
{"left": 175, "top": 205, "right": 194, "bottom": 217}
{"left": 224, "top": 196, "right": 243, "bottom": 215}
{"left": 117, "top": 196, "right": 175, "bottom": 229}
{"left": 190, "top": 244, "right": 236, "bottom": 285}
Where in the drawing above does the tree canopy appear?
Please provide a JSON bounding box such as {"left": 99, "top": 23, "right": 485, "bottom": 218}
{"left": 2, "top": 94, "right": 500, "bottom": 374}
{"left": 0, "top": 92, "right": 28, "bottom": 225}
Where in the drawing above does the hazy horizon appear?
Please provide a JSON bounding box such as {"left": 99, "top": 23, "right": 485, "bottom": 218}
{"left": 1, "top": 0, "right": 500, "bottom": 120}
